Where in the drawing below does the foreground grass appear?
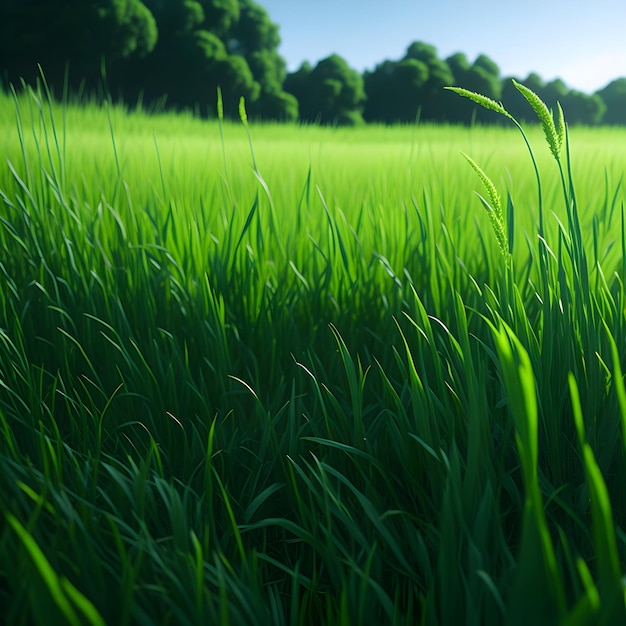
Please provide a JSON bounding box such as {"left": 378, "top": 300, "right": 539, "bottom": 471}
{"left": 0, "top": 85, "right": 626, "bottom": 625}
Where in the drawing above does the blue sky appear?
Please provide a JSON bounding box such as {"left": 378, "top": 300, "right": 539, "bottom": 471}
{"left": 261, "top": 0, "right": 626, "bottom": 93}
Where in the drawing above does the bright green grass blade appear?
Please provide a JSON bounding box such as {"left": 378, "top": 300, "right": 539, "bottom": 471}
{"left": 7, "top": 514, "right": 105, "bottom": 626}
{"left": 568, "top": 373, "right": 626, "bottom": 622}
{"left": 492, "top": 321, "right": 566, "bottom": 625}
{"left": 492, "top": 321, "right": 538, "bottom": 481}
{"left": 604, "top": 322, "right": 626, "bottom": 454}
{"left": 60, "top": 579, "right": 107, "bottom": 626}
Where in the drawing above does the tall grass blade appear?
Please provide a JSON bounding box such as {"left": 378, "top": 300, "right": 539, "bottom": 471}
{"left": 492, "top": 321, "right": 566, "bottom": 625}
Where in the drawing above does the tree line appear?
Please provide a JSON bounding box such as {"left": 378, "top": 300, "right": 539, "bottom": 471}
{"left": 2, "top": 0, "right": 626, "bottom": 126}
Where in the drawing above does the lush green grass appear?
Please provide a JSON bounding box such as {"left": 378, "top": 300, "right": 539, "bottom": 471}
{"left": 1, "top": 84, "right": 626, "bottom": 625}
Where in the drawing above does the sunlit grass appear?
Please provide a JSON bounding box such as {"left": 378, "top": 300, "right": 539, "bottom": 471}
{"left": 1, "top": 83, "right": 626, "bottom": 625}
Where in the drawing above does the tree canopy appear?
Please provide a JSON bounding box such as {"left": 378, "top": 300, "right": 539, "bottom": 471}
{"left": 0, "top": 2, "right": 623, "bottom": 125}
{"left": 596, "top": 78, "right": 626, "bottom": 125}
{"left": 284, "top": 54, "right": 365, "bottom": 125}
{"left": 0, "top": 0, "right": 158, "bottom": 88}
{"left": 0, "top": 0, "right": 297, "bottom": 120}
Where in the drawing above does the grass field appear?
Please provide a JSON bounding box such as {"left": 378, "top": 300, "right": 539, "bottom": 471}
{"left": 1, "top": 84, "right": 626, "bottom": 625}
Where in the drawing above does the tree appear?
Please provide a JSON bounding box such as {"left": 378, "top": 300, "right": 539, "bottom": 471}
{"left": 283, "top": 61, "right": 312, "bottom": 112}
{"left": 596, "top": 78, "right": 626, "bottom": 125}
{"left": 227, "top": 0, "right": 298, "bottom": 120}
{"left": 541, "top": 78, "right": 568, "bottom": 111}
{"left": 285, "top": 55, "right": 365, "bottom": 125}
{"left": 445, "top": 52, "right": 501, "bottom": 123}
{"left": 135, "top": 0, "right": 296, "bottom": 118}
{"left": 248, "top": 89, "right": 298, "bottom": 121}
{"left": 200, "top": 0, "right": 239, "bottom": 38}
{"left": 502, "top": 75, "right": 603, "bottom": 125}
{"left": 230, "top": 0, "right": 279, "bottom": 54}
{"left": 403, "top": 42, "right": 454, "bottom": 121}
{"left": 364, "top": 59, "right": 429, "bottom": 123}
{"left": 126, "top": 25, "right": 259, "bottom": 114}
{"left": 446, "top": 52, "right": 471, "bottom": 84}
{"left": 562, "top": 90, "right": 605, "bottom": 125}
{"left": 465, "top": 58, "right": 501, "bottom": 123}
{"left": 365, "top": 44, "right": 499, "bottom": 125}
{"left": 121, "top": 0, "right": 298, "bottom": 118}
{"left": 141, "top": 0, "right": 205, "bottom": 39}
{"left": 0, "top": 0, "right": 296, "bottom": 120}
{"left": 0, "top": 0, "right": 157, "bottom": 90}
{"left": 473, "top": 53, "right": 499, "bottom": 77}
{"left": 404, "top": 41, "right": 439, "bottom": 65}
{"left": 364, "top": 42, "right": 455, "bottom": 124}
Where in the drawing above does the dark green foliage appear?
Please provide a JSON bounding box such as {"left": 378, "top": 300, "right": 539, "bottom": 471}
{"left": 141, "top": 0, "right": 205, "bottom": 38}
{"left": 0, "top": 0, "right": 296, "bottom": 121}
{"left": 473, "top": 54, "right": 498, "bottom": 76}
{"left": 364, "top": 60, "right": 429, "bottom": 123}
{"left": 129, "top": 0, "right": 293, "bottom": 118}
{"left": 229, "top": 0, "right": 298, "bottom": 121}
{"left": 444, "top": 53, "right": 501, "bottom": 123}
{"left": 247, "top": 88, "right": 299, "bottom": 121}
{"left": 562, "top": 90, "right": 606, "bottom": 125}
{"left": 233, "top": 0, "right": 280, "bottom": 53}
{"left": 404, "top": 43, "right": 455, "bottom": 120}
{"left": 0, "top": 0, "right": 158, "bottom": 89}
{"left": 541, "top": 78, "right": 569, "bottom": 111}
{"left": 283, "top": 61, "right": 312, "bottom": 96}
{"left": 596, "top": 78, "right": 626, "bottom": 125}
{"left": 363, "top": 44, "right": 501, "bottom": 125}
{"left": 501, "top": 74, "right": 606, "bottom": 126}
{"left": 199, "top": 0, "right": 240, "bottom": 37}
{"left": 137, "top": 0, "right": 295, "bottom": 119}
{"left": 247, "top": 49, "right": 288, "bottom": 93}
{"left": 285, "top": 55, "right": 365, "bottom": 125}
{"left": 404, "top": 41, "right": 439, "bottom": 65}
{"left": 446, "top": 52, "right": 471, "bottom": 80}
{"left": 126, "top": 26, "right": 260, "bottom": 114}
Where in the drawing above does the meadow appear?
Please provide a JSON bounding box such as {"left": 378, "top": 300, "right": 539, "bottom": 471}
{"left": 1, "top": 83, "right": 626, "bottom": 625}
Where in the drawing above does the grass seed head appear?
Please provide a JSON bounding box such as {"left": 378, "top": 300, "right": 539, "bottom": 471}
{"left": 556, "top": 101, "right": 565, "bottom": 152}
{"left": 460, "top": 152, "right": 502, "bottom": 215}
{"left": 460, "top": 152, "right": 511, "bottom": 267}
{"left": 445, "top": 86, "right": 513, "bottom": 121}
{"left": 239, "top": 96, "right": 248, "bottom": 123}
{"left": 217, "top": 87, "right": 224, "bottom": 121}
{"left": 513, "top": 80, "right": 563, "bottom": 160}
